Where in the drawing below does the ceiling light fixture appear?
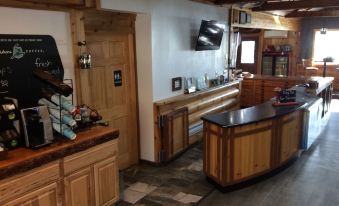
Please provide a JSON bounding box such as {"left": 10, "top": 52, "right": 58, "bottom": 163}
{"left": 320, "top": 27, "right": 327, "bottom": 35}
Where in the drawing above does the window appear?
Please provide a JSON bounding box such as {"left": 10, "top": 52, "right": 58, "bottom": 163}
{"left": 241, "top": 41, "right": 255, "bottom": 64}
{"left": 313, "top": 30, "right": 339, "bottom": 63}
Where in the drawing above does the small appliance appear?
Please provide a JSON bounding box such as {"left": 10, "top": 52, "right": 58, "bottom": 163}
{"left": 21, "top": 106, "right": 54, "bottom": 148}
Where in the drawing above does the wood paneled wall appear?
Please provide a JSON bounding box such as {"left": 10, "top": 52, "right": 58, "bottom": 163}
{"left": 231, "top": 7, "right": 301, "bottom": 32}
{"left": 262, "top": 31, "right": 301, "bottom": 76}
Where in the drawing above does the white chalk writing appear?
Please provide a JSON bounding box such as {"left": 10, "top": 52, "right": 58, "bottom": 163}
{"left": 35, "top": 58, "right": 52, "bottom": 68}
{"left": 0, "top": 67, "right": 11, "bottom": 77}
{"left": 0, "top": 80, "right": 8, "bottom": 87}
{"left": 0, "top": 50, "right": 11, "bottom": 55}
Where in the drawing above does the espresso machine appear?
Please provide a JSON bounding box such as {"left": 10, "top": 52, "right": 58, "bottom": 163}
{"left": 0, "top": 97, "right": 21, "bottom": 149}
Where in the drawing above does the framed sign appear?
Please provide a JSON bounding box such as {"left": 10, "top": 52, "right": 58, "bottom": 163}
{"left": 239, "top": 11, "right": 247, "bottom": 24}
{"left": 172, "top": 77, "right": 182, "bottom": 91}
{"left": 114, "top": 70, "right": 122, "bottom": 87}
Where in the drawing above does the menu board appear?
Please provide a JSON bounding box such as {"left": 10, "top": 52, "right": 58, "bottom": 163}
{"left": 279, "top": 89, "right": 296, "bottom": 103}
{"left": 0, "top": 35, "right": 64, "bottom": 108}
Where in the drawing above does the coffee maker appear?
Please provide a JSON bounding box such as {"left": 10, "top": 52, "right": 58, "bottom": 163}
{"left": 0, "top": 97, "right": 21, "bottom": 149}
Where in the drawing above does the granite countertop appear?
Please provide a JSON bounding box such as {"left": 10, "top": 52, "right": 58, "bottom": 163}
{"left": 201, "top": 87, "right": 319, "bottom": 128}
{"left": 0, "top": 126, "right": 119, "bottom": 180}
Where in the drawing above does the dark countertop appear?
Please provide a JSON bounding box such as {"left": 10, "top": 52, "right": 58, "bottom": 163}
{"left": 201, "top": 87, "right": 319, "bottom": 128}
{"left": 0, "top": 126, "right": 119, "bottom": 180}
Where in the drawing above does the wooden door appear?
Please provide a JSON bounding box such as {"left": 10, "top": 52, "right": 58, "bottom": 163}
{"left": 237, "top": 33, "right": 260, "bottom": 74}
{"left": 64, "top": 167, "right": 94, "bottom": 206}
{"left": 81, "top": 11, "right": 138, "bottom": 169}
{"left": 93, "top": 157, "right": 119, "bottom": 206}
{"left": 161, "top": 107, "right": 189, "bottom": 161}
{"left": 3, "top": 183, "right": 59, "bottom": 206}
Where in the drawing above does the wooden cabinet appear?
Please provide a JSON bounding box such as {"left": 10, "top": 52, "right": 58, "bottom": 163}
{"left": 203, "top": 110, "right": 303, "bottom": 187}
{"left": 233, "top": 121, "right": 273, "bottom": 181}
{"left": 240, "top": 78, "right": 304, "bottom": 107}
{"left": 64, "top": 167, "right": 94, "bottom": 206}
{"left": 0, "top": 161, "right": 60, "bottom": 206}
{"left": 94, "top": 157, "right": 119, "bottom": 206}
{"left": 279, "top": 112, "right": 302, "bottom": 164}
{"left": 4, "top": 184, "right": 58, "bottom": 206}
{"left": 64, "top": 140, "right": 119, "bottom": 206}
{"left": 3, "top": 183, "right": 59, "bottom": 206}
{"left": 0, "top": 140, "right": 119, "bottom": 206}
{"left": 154, "top": 82, "right": 240, "bottom": 163}
{"left": 161, "top": 107, "right": 189, "bottom": 161}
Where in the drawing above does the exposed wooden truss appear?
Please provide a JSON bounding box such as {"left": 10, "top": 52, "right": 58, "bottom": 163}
{"left": 285, "top": 8, "right": 339, "bottom": 18}
{"left": 193, "top": 0, "right": 339, "bottom": 17}
{"left": 253, "top": 0, "right": 339, "bottom": 11}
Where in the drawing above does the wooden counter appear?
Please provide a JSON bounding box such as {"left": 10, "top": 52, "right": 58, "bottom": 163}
{"left": 0, "top": 126, "right": 119, "bottom": 206}
{"left": 240, "top": 75, "right": 333, "bottom": 108}
{"left": 154, "top": 81, "right": 240, "bottom": 162}
{"left": 201, "top": 86, "right": 328, "bottom": 188}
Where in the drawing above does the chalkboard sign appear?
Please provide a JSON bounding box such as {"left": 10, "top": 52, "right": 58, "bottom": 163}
{"left": 0, "top": 35, "right": 64, "bottom": 108}
{"left": 279, "top": 89, "right": 296, "bottom": 103}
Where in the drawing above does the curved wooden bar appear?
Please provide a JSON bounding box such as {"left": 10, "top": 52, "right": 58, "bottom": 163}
{"left": 201, "top": 87, "right": 322, "bottom": 188}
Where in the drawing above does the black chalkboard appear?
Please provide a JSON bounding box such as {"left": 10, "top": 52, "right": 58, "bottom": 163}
{"left": 279, "top": 89, "right": 296, "bottom": 103}
{"left": 0, "top": 35, "right": 64, "bottom": 108}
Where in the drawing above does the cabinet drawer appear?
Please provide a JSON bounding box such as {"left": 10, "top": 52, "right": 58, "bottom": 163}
{"left": 63, "top": 140, "right": 118, "bottom": 175}
{"left": 2, "top": 182, "right": 59, "bottom": 206}
{"left": 0, "top": 161, "right": 60, "bottom": 203}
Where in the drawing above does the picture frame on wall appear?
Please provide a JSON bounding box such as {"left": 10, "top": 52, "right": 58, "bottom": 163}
{"left": 172, "top": 77, "right": 182, "bottom": 91}
{"left": 246, "top": 13, "right": 251, "bottom": 23}
{"left": 239, "top": 11, "right": 247, "bottom": 24}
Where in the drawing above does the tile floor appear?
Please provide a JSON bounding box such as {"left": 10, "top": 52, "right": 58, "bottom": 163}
{"left": 117, "top": 100, "right": 339, "bottom": 206}
{"left": 118, "top": 145, "right": 212, "bottom": 205}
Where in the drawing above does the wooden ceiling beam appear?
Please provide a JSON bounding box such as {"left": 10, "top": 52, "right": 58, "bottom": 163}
{"left": 285, "top": 9, "right": 339, "bottom": 18}
{"left": 253, "top": 0, "right": 339, "bottom": 11}
{"left": 215, "top": 0, "right": 260, "bottom": 5}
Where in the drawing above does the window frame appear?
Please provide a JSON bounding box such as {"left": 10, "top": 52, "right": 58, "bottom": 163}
{"left": 312, "top": 28, "right": 339, "bottom": 66}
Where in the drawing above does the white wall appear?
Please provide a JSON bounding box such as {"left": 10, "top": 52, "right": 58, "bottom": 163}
{"left": 101, "top": 0, "right": 229, "bottom": 161}
{"left": 135, "top": 14, "right": 154, "bottom": 161}
{"left": 0, "top": 7, "right": 75, "bottom": 97}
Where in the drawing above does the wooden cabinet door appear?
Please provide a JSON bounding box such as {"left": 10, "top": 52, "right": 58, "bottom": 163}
{"left": 279, "top": 112, "right": 301, "bottom": 164}
{"left": 233, "top": 121, "right": 272, "bottom": 181}
{"left": 161, "top": 107, "right": 189, "bottom": 161}
{"left": 3, "top": 183, "right": 59, "bottom": 206}
{"left": 64, "top": 167, "right": 94, "bottom": 206}
{"left": 93, "top": 157, "right": 119, "bottom": 206}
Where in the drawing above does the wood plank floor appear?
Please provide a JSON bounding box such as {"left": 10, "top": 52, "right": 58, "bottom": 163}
{"left": 199, "top": 99, "right": 339, "bottom": 206}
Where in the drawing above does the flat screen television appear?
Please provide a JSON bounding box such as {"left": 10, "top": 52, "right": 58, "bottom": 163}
{"left": 195, "top": 20, "right": 225, "bottom": 51}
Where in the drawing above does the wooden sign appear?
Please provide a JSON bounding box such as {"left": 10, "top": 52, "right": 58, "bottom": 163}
{"left": 0, "top": 35, "right": 64, "bottom": 108}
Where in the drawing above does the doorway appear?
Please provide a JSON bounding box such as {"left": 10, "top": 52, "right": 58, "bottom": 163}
{"left": 79, "top": 10, "right": 139, "bottom": 170}
{"left": 236, "top": 30, "right": 261, "bottom": 74}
